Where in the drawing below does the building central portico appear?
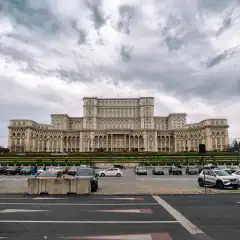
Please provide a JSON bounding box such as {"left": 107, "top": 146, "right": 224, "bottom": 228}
{"left": 8, "top": 97, "right": 229, "bottom": 152}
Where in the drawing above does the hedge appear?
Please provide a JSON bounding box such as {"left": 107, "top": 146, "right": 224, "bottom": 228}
{"left": 0, "top": 151, "right": 239, "bottom": 157}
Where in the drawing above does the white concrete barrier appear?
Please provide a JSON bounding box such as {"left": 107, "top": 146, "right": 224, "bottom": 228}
{"left": 28, "top": 177, "right": 91, "bottom": 195}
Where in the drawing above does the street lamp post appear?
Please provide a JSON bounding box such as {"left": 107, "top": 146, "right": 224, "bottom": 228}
{"left": 236, "top": 138, "right": 240, "bottom": 165}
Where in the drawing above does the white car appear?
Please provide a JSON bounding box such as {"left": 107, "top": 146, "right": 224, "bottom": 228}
{"left": 97, "top": 168, "right": 122, "bottom": 177}
{"left": 198, "top": 169, "right": 239, "bottom": 189}
{"left": 232, "top": 170, "right": 240, "bottom": 182}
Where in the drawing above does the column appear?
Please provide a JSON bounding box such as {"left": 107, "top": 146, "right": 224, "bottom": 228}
{"left": 32, "top": 138, "right": 35, "bottom": 152}
{"left": 91, "top": 136, "right": 94, "bottom": 152}
{"left": 164, "top": 138, "right": 167, "bottom": 152}
{"left": 111, "top": 134, "right": 113, "bottom": 151}
{"left": 129, "top": 135, "right": 131, "bottom": 151}
{"left": 60, "top": 136, "right": 63, "bottom": 153}
{"left": 79, "top": 135, "right": 83, "bottom": 152}
{"left": 47, "top": 140, "right": 50, "bottom": 152}
{"left": 124, "top": 134, "right": 126, "bottom": 150}
{"left": 66, "top": 138, "right": 68, "bottom": 152}
{"left": 155, "top": 134, "right": 158, "bottom": 152}
{"left": 137, "top": 136, "right": 139, "bottom": 151}
{"left": 106, "top": 134, "right": 108, "bottom": 151}
{"left": 143, "top": 136, "right": 147, "bottom": 152}
{"left": 169, "top": 137, "right": 171, "bottom": 152}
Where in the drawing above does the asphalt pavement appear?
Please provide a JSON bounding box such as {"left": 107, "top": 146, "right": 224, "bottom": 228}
{"left": 0, "top": 194, "right": 239, "bottom": 239}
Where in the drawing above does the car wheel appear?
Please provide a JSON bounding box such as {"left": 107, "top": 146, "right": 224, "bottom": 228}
{"left": 100, "top": 173, "right": 105, "bottom": 177}
{"left": 198, "top": 179, "right": 204, "bottom": 187}
{"left": 216, "top": 181, "right": 224, "bottom": 189}
{"left": 116, "top": 173, "right": 121, "bottom": 177}
{"left": 232, "top": 185, "right": 239, "bottom": 190}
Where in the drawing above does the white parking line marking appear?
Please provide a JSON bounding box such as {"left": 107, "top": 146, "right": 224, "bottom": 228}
{"left": 137, "top": 178, "right": 196, "bottom": 181}
{"left": 93, "top": 209, "right": 153, "bottom": 214}
{"left": 0, "top": 209, "right": 50, "bottom": 213}
{"left": 33, "top": 198, "right": 67, "bottom": 200}
{"left": 0, "top": 198, "right": 67, "bottom": 200}
{"left": 0, "top": 202, "right": 158, "bottom": 206}
{"left": 0, "top": 220, "right": 178, "bottom": 224}
{"left": 152, "top": 196, "right": 203, "bottom": 235}
{"left": 101, "top": 197, "right": 143, "bottom": 200}
{"left": 0, "top": 198, "right": 33, "bottom": 200}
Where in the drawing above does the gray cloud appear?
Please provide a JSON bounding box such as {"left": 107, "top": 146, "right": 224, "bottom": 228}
{"left": 84, "top": 0, "right": 106, "bottom": 30}
{"left": 117, "top": 4, "right": 135, "bottom": 35}
{"left": 120, "top": 45, "right": 133, "bottom": 62}
{"left": 70, "top": 20, "right": 87, "bottom": 45}
{"left": 206, "top": 45, "right": 240, "bottom": 68}
{"left": 1, "top": 0, "right": 240, "bottom": 145}
{"left": 2, "top": 0, "right": 61, "bottom": 34}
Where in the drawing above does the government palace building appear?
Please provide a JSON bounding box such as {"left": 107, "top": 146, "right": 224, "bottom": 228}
{"left": 8, "top": 97, "right": 229, "bottom": 153}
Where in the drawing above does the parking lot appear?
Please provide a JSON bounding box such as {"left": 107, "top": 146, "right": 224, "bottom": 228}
{"left": 1, "top": 166, "right": 240, "bottom": 194}
{"left": 0, "top": 194, "right": 239, "bottom": 239}
{"left": 0, "top": 167, "right": 202, "bottom": 194}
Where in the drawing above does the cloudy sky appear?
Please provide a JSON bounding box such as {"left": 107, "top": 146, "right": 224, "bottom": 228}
{"left": 0, "top": 0, "right": 240, "bottom": 146}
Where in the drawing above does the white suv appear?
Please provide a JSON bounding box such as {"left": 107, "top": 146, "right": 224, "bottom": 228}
{"left": 198, "top": 169, "right": 239, "bottom": 190}
{"left": 97, "top": 168, "right": 122, "bottom": 177}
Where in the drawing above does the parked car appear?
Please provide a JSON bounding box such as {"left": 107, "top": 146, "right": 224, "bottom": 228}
{"left": 113, "top": 164, "right": 125, "bottom": 169}
{"left": 67, "top": 167, "right": 77, "bottom": 176}
{"left": 5, "top": 166, "right": 21, "bottom": 175}
{"left": 186, "top": 167, "right": 198, "bottom": 175}
{"left": 152, "top": 167, "right": 164, "bottom": 175}
{"left": 0, "top": 166, "right": 7, "bottom": 174}
{"left": 135, "top": 167, "right": 148, "bottom": 175}
{"left": 169, "top": 167, "right": 182, "bottom": 175}
{"left": 97, "top": 168, "right": 122, "bottom": 177}
{"left": 230, "top": 168, "right": 240, "bottom": 174}
{"left": 36, "top": 169, "right": 63, "bottom": 178}
{"left": 232, "top": 170, "right": 240, "bottom": 181}
{"left": 198, "top": 169, "right": 239, "bottom": 189}
{"left": 75, "top": 167, "right": 98, "bottom": 192}
{"left": 20, "top": 167, "right": 31, "bottom": 175}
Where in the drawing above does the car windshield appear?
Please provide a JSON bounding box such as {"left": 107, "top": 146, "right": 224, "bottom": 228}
{"left": 38, "top": 171, "right": 59, "bottom": 177}
{"left": 214, "top": 170, "right": 230, "bottom": 176}
{"left": 76, "top": 168, "right": 95, "bottom": 176}
{"left": 69, "top": 168, "right": 76, "bottom": 171}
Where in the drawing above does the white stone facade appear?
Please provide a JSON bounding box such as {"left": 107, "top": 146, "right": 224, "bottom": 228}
{"left": 8, "top": 97, "right": 229, "bottom": 152}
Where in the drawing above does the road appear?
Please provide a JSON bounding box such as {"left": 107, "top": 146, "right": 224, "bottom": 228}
{"left": 0, "top": 194, "right": 239, "bottom": 239}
